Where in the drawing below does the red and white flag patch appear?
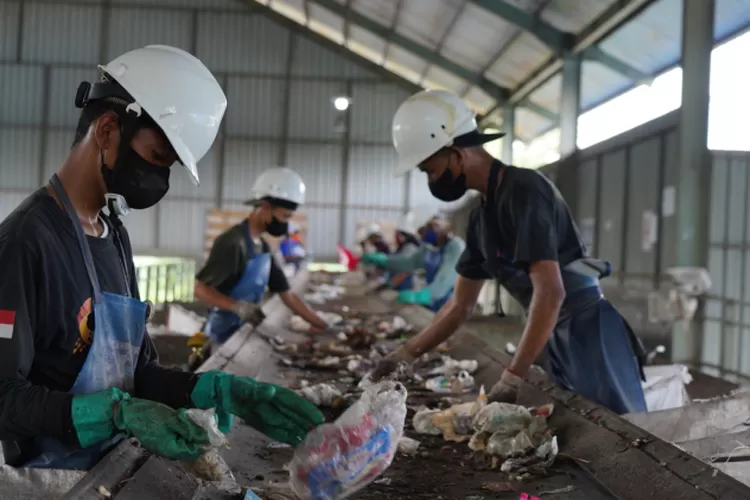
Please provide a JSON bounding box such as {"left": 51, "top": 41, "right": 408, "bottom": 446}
{"left": 0, "top": 310, "right": 15, "bottom": 339}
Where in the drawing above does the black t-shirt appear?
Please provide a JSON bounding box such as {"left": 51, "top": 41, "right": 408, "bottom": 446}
{"left": 0, "top": 189, "right": 197, "bottom": 452}
{"left": 196, "top": 221, "right": 290, "bottom": 296}
{"left": 456, "top": 165, "right": 586, "bottom": 287}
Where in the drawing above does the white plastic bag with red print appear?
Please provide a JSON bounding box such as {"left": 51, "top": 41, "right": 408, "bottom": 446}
{"left": 289, "top": 381, "right": 408, "bottom": 500}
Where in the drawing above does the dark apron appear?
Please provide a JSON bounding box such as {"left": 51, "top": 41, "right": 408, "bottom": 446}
{"left": 423, "top": 244, "right": 453, "bottom": 312}
{"left": 483, "top": 164, "right": 647, "bottom": 415}
{"left": 203, "top": 220, "right": 271, "bottom": 345}
{"left": 23, "top": 175, "right": 148, "bottom": 469}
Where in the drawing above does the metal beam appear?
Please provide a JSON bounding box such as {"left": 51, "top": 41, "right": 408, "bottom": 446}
{"left": 479, "top": 0, "right": 659, "bottom": 125}
{"left": 472, "top": 0, "right": 650, "bottom": 82}
{"left": 308, "top": 0, "right": 510, "bottom": 101}
{"left": 242, "top": 0, "right": 422, "bottom": 95}
{"left": 303, "top": 0, "right": 310, "bottom": 26}
{"left": 417, "top": 0, "right": 468, "bottom": 85}
{"left": 381, "top": 0, "right": 405, "bottom": 64}
{"left": 343, "top": 0, "right": 353, "bottom": 46}
{"left": 472, "top": 0, "right": 573, "bottom": 53}
{"left": 584, "top": 46, "right": 650, "bottom": 82}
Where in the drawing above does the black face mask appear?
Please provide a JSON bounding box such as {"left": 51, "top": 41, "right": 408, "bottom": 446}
{"left": 428, "top": 167, "right": 468, "bottom": 202}
{"left": 266, "top": 217, "right": 289, "bottom": 237}
{"left": 101, "top": 146, "right": 170, "bottom": 210}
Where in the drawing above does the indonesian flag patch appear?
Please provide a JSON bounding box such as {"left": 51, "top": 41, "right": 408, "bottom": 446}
{"left": 0, "top": 310, "right": 15, "bottom": 339}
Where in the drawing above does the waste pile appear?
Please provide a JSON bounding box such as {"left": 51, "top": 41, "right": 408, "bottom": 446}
{"left": 252, "top": 303, "right": 561, "bottom": 499}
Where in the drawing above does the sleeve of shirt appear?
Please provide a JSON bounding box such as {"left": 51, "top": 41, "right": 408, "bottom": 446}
{"left": 383, "top": 247, "right": 426, "bottom": 273}
{"left": 455, "top": 212, "right": 491, "bottom": 281}
{"left": 0, "top": 237, "right": 75, "bottom": 442}
{"left": 511, "top": 189, "right": 559, "bottom": 270}
{"left": 425, "top": 237, "right": 465, "bottom": 299}
{"left": 196, "top": 230, "right": 246, "bottom": 293}
{"left": 266, "top": 242, "right": 290, "bottom": 294}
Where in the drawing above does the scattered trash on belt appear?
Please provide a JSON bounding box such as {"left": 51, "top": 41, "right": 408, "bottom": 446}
{"left": 304, "top": 284, "right": 346, "bottom": 304}
{"left": 181, "top": 408, "right": 233, "bottom": 483}
{"left": 427, "top": 355, "right": 479, "bottom": 375}
{"left": 298, "top": 383, "right": 344, "bottom": 407}
{"left": 424, "top": 370, "right": 476, "bottom": 394}
{"left": 289, "top": 381, "right": 408, "bottom": 500}
{"left": 413, "top": 387, "right": 487, "bottom": 442}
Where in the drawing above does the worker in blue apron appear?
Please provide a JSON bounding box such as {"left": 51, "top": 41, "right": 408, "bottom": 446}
{"left": 280, "top": 222, "right": 308, "bottom": 274}
{"left": 195, "top": 167, "right": 329, "bottom": 345}
{"left": 362, "top": 209, "right": 465, "bottom": 312}
{"left": 372, "top": 88, "right": 647, "bottom": 415}
{"left": 385, "top": 214, "right": 423, "bottom": 291}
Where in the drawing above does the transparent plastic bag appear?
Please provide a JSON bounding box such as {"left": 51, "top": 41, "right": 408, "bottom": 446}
{"left": 182, "top": 409, "right": 232, "bottom": 482}
{"left": 289, "top": 381, "right": 408, "bottom": 500}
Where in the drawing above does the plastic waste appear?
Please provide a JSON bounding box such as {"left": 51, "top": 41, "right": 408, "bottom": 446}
{"left": 182, "top": 409, "right": 232, "bottom": 482}
{"left": 425, "top": 370, "right": 475, "bottom": 394}
{"left": 500, "top": 436, "right": 558, "bottom": 473}
{"left": 289, "top": 381, "right": 408, "bottom": 500}
{"left": 642, "top": 364, "right": 692, "bottom": 411}
{"left": 290, "top": 312, "right": 344, "bottom": 332}
{"left": 472, "top": 402, "right": 533, "bottom": 436}
{"left": 299, "top": 383, "right": 344, "bottom": 407}
{"left": 470, "top": 403, "right": 555, "bottom": 456}
{"left": 412, "top": 387, "right": 487, "bottom": 442}
{"left": 397, "top": 437, "right": 420, "bottom": 455}
{"left": 428, "top": 356, "right": 479, "bottom": 375}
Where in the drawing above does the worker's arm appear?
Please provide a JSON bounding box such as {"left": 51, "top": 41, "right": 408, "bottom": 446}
{"left": 422, "top": 238, "right": 465, "bottom": 299}
{"left": 381, "top": 247, "right": 426, "bottom": 273}
{"left": 0, "top": 238, "right": 76, "bottom": 443}
{"left": 403, "top": 276, "right": 484, "bottom": 356}
{"left": 280, "top": 292, "right": 327, "bottom": 330}
{"left": 194, "top": 230, "right": 246, "bottom": 311}
{"left": 506, "top": 189, "right": 565, "bottom": 376}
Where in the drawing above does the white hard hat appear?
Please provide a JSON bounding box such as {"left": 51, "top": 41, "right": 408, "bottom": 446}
{"left": 391, "top": 89, "right": 504, "bottom": 177}
{"left": 248, "top": 167, "right": 306, "bottom": 206}
{"left": 98, "top": 45, "right": 227, "bottom": 186}
{"left": 365, "top": 222, "right": 381, "bottom": 236}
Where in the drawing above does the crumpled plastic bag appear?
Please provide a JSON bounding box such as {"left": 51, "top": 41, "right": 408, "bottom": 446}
{"left": 472, "top": 402, "right": 533, "bottom": 436}
{"left": 290, "top": 381, "right": 408, "bottom": 500}
{"left": 181, "top": 409, "right": 232, "bottom": 482}
{"left": 412, "top": 386, "right": 487, "bottom": 442}
{"left": 425, "top": 370, "right": 475, "bottom": 394}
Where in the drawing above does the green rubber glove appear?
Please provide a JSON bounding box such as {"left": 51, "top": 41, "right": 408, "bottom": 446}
{"left": 192, "top": 371, "right": 325, "bottom": 446}
{"left": 113, "top": 398, "right": 211, "bottom": 461}
{"left": 72, "top": 388, "right": 212, "bottom": 461}
{"left": 362, "top": 252, "right": 388, "bottom": 268}
{"left": 398, "top": 288, "right": 432, "bottom": 305}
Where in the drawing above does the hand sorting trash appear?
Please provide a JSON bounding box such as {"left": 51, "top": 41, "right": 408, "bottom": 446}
{"left": 290, "top": 381, "right": 408, "bottom": 500}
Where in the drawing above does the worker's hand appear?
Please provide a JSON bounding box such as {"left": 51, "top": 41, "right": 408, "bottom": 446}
{"left": 113, "top": 398, "right": 212, "bottom": 461}
{"left": 71, "top": 388, "right": 211, "bottom": 461}
{"left": 361, "top": 252, "right": 388, "bottom": 268}
{"left": 397, "top": 288, "right": 432, "bottom": 305}
{"left": 191, "top": 371, "right": 325, "bottom": 446}
{"left": 487, "top": 370, "right": 524, "bottom": 404}
{"left": 370, "top": 345, "right": 416, "bottom": 381}
{"left": 232, "top": 300, "right": 266, "bottom": 326}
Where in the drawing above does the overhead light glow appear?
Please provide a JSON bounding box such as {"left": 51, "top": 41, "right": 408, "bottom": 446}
{"left": 333, "top": 96, "right": 350, "bottom": 111}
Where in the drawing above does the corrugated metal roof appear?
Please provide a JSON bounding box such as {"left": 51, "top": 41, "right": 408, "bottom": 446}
{"left": 260, "top": 0, "right": 750, "bottom": 142}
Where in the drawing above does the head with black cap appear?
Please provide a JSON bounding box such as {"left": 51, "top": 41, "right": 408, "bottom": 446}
{"left": 245, "top": 168, "right": 306, "bottom": 237}
{"left": 391, "top": 89, "right": 504, "bottom": 202}
{"left": 66, "top": 45, "right": 226, "bottom": 219}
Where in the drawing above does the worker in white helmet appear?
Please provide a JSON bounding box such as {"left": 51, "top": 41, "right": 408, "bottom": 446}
{"left": 358, "top": 222, "right": 391, "bottom": 255}
{"left": 372, "top": 89, "right": 647, "bottom": 415}
{"left": 382, "top": 212, "right": 424, "bottom": 291}
{"left": 362, "top": 207, "right": 465, "bottom": 309}
{"left": 279, "top": 222, "right": 308, "bottom": 274}
{"left": 195, "top": 167, "right": 328, "bottom": 344}
{"left": 0, "top": 46, "right": 322, "bottom": 471}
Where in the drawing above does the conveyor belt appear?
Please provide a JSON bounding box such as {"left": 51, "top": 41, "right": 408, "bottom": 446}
{"left": 62, "top": 271, "right": 750, "bottom": 499}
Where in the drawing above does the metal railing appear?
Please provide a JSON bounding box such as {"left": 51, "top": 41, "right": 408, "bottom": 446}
{"left": 135, "top": 260, "right": 196, "bottom": 305}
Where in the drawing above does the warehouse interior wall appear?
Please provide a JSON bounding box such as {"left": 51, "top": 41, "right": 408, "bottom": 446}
{"left": 0, "top": 0, "right": 434, "bottom": 261}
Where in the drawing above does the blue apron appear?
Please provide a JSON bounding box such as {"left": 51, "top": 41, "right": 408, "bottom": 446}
{"left": 203, "top": 221, "right": 271, "bottom": 345}
{"left": 423, "top": 245, "right": 453, "bottom": 312}
{"left": 23, "top": 175, "right": 148, "bottom": 469}
{"left": 387, "top": 243, "right": 416, "bottom": 292}
{"left": 482, "top": 164, "right": 647, "bottom": 415}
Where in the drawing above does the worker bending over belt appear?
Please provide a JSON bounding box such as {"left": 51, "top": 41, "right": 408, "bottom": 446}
{"left": 362, "top": 207, "right": 465, "bottom": 311}
{"left": 195, "top": 168, "right": 328, "bottom": 345}
{"left": 0, "top": 46, "right": 323, "bottom": 470}
{"left": 383, "top": 212, "right": 424, "bottom": 291}
{"left": 359, "top": 222, "right": 391, "bottom": 255}
{"left": 374, "top": 89, "right": 647, "bottom": 415}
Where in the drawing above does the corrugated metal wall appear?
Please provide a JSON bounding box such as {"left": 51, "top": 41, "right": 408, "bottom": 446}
{"left": 0, "top": 0, "right": 417, "bottom": 259}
